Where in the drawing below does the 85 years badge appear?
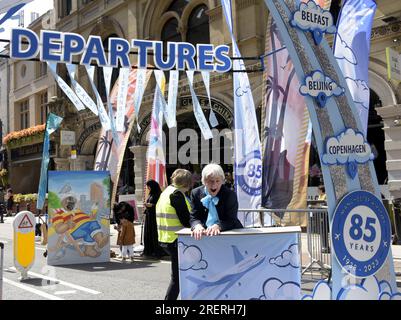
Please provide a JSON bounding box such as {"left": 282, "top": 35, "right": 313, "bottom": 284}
{"left": 331, "top": 190, "right": 391, "bottom": 278}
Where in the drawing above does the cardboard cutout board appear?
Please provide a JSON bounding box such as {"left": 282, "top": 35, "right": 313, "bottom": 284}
{"left": 47, "top": 171, "right": 110, "bottom": 265}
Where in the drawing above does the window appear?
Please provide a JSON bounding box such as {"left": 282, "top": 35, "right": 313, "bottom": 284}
{"left": 18, "top": 10, "right": 24, "bottom": 27}
{"left": 19, "top": 100, "right": 29, "bottom": 130}
{"left": 38, "top": 62, "right": 47, "bottom": 78}
{"left": 60, "top": 0, "right": 72, "bottom": 18}
{"left": 39, "top": 92, "right": 48, "bottom": 124}
{"left": 161, "top": 18, "right": 181, "bottom": 43}
{"left": 30, "top": 12, "right": 39, "bottom": 23}
{"left": 161, "top": 2, "right": 210, "bottom": 45}
{"left": 187, "top": 5, "right": 210, "bottom": 45}
{"left": 167, "top": 0, "right": 190, "bottom": 16}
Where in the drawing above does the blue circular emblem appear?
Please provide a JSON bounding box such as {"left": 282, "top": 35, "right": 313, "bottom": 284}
{"left": 236, "top": 150, "right": 262, "bottom": 196}
{"left": 331, "top": 190, "right": 391, "bottom": 278}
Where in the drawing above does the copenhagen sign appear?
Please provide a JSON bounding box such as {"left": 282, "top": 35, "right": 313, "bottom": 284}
{"left": 10, "top": 28, "right": 232, "bottom": 72}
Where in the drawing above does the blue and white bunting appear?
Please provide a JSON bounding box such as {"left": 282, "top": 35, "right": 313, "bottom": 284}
{"left": 47, "top": 61, "right": 85, "bottom": 112}
{"left": 103, "top": 66, "right": 120, "bottom": 144}
{"left": 201, "top": 71, "right": 219, "bottom": 127}
{"left": 66, "top": 63, "right": 98, "bottom": 115}
{"left": 132, "top": 68, "right": 150, "bottom": 132}
{"left": 84, "top": 65, "right": 111, "bottom": 131}
{"left": 167, "top": 70, "right": 179, "bottom": 128}
{"left": 186, "top": 71, "right": 213, "bottom": 140}
{"left": 116, "top": 67, "right": 130, "bottom": 132}
{"left": 154, "top": 70, "right": 176, "bottom": 128}
{"left": 36, "top": 113, "right": 63, "bottom": 210}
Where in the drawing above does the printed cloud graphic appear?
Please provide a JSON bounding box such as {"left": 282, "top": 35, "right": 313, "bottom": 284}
{"left": 322, "top": 128, "right": 374, "bottom": 165}
{"left": 334, "top": 33, "right": 357, "bottom": 65}
{"left": 292, "top": 1, "right": 336, "bottom": 34}
{"left": 256, "top": 278, "right": 300, "bottom": 300}
{"left": 178, "top": 242, "right": 208, "bottom": 271}
{"left": 300, "top": 71, "right": 344, "bottom": 98}
{"left": 345, "top": 78, "right": 369, "bottom": 110}
{"left": 337, "top": 275, "right": 401, "bottom": 300}
{"left": 269, "top": 243, "right": 300, "bottom": 268}
{"left": 302, "top": 280, "right": 331, "bottom": 300}
{"left": 303, "top": 276, "right": 401, "bottom": 300}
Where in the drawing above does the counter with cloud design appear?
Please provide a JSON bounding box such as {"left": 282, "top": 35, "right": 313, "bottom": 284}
{"left": 177, "top": 227, "right": 301, "bottom": 300}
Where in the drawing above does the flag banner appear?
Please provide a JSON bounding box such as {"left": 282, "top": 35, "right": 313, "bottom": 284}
{"left": 201, "top": 71, "right": 219, "bottom": 127}
{"left": 103, "top": 66, "right": 120, "bottom": 145}
{"left": 37, "top": 113, "right": 63, "bottom": 210}
{"left": 84, "top": 65, "right": 111, "bottom": 131}
{"left": 178, "top": 230, "right": 301, "bottom": 300}
{"left": 66, "top": 63, "right": 98, "bottom": 115}
{"left": 167, "top": 69, "right": 179, "bottom": 127}
{"left": 334, "top": 0, "right": 377, "bottom": 136}
{"left": 154, "top": 70, "right": 176, "bottom": 128}
{"left": 261, "top": 20, "right": 313, "bottom": 227}
{"left": 116, "top": 67, "right": 130, "bottom": 131}
{"left": 47, "top": 62, "right": 86, "bottom": 112}
{"left": 221, "top": 0, "right": 262, "bottom": 227}
{"left": 186, "top": 70, "right": 213, "bottom": 140}
{"left": 133, "top": 68, "right": 150, "bottom": 131}
{"left": 94, "top": 69, "right": 153, "bottom": 203}
{"left": 146, "top": 80, "right": 168, "bottom": 189}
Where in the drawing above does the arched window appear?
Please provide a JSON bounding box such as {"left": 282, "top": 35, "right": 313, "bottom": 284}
{"left": 187, "top": 4, "right": 210, "bottom": 45}
{"left": 168, "top": 0, "right": 190, "bottom": 16}
{"left": 161, "top": 18, "right": 181, "bottom": 43}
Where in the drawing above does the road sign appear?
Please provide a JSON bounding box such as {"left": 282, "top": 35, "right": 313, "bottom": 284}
{"left": 13, "top": 211, "right": 36, "bottom": 280}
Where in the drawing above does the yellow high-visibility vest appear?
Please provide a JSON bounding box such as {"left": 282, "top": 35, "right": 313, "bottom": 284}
{"left": 156, "top": 185, "right": 191, "bottom": 243}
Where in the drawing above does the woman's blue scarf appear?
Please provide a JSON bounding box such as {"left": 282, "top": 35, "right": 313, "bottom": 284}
{"left": 201, "top": 187, "right": 220, "bottom": 227}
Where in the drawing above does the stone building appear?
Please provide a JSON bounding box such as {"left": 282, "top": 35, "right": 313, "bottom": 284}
{"left": 4, "top": 0, "right": 401, "bottom": 207}
{"left": 5, "top": 9, "right": 57, "bottom": 194}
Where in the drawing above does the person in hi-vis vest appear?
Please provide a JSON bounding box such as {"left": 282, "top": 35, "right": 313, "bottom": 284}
{"left": 156, "top": 169, "right": 192, "bottom": 300}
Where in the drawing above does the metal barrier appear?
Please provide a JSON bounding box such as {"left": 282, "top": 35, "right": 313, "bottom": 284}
{"left": 238, "top": 208, "right": 331, "bottom": 276}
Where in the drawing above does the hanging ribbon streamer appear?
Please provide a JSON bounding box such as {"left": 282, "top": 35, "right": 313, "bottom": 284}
{"left": 103, "top": 66, "right": 120, "bottom": 144}
{"left": 116, "top": 67, "right": 130, "bottom": 132}
{"left": 36, "top": 112, "right": 63, "bottom": 210}
{"left": 47, "top": 61, "right": 85, "bottom": 112}
{"left": 201, "top": 71, "right": 219, "bottom": 127}
{"left": 66, "top": 63, "right": 98, "bottom": 115}
{"left": 132, "top": 68, "right": 150, "bottom": 132}
{"left": 167, "top": 69, "right": 179, "bottom": 128}
{"left": 154, "top": 70, "right": 176, "bottom": 128}
{"left": 84, "top": 64, "right": 111, "bottom": 131}
{"left": 186, "top": 71, "right": 213, "bottom": 140}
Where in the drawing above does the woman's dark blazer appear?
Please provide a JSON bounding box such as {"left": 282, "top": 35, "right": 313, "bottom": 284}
{"left": 190, "top": 185, "right": 243, "bottom": 231}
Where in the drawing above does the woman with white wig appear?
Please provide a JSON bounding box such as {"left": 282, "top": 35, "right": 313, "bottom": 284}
{"left": 190, "top": 163, "right": 243, "bottom": 240}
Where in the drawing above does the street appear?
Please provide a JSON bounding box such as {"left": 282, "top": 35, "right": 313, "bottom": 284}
{"left": 2, "top": 214, "right": 401, "bottom": 300}
{"left": 0, "top": 216, "right": 171, "bottom": 300}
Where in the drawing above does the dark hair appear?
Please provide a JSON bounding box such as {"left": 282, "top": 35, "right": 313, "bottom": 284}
{"left": 112, "top": 201, "right": 135, "bottom": 223}
{"left": 146, "top": 180, "right": 162, "bottom": 197}
{"left": 318, "top": 185, "right": 325, "bottom": 193}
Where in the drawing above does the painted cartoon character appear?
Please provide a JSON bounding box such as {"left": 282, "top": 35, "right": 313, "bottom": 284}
{"left": 51, "top": 195, "right": 108, "bottom": 258}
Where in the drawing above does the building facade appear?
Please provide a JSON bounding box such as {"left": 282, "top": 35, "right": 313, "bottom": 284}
{"left": 4, "top": 0, "right": 401, "bottom": 206}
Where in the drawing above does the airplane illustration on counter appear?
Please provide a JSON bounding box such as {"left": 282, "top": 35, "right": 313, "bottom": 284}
{"left": 186, "top": 245, "right": 266, "bottom": 299}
